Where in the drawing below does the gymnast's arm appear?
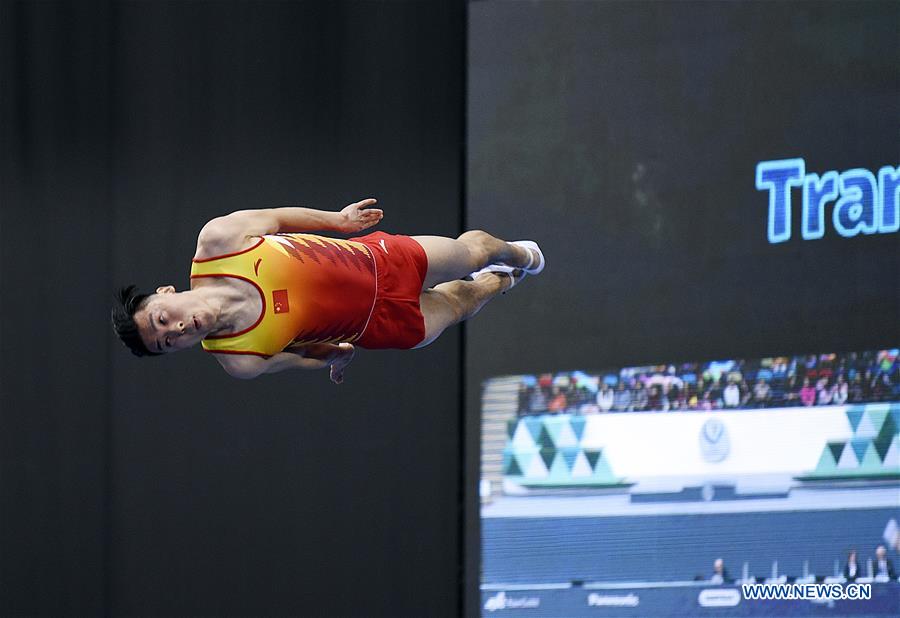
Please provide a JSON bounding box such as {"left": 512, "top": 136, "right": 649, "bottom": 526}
{"left": 197, "top": 198, "right": 384, "bottom": 245}
{"left": 215, "top": 343, "right": 355, "bottom": 383}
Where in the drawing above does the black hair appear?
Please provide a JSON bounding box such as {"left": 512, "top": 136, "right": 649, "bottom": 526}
{"left": 111, "top": 285, "right": 161, "bottom": 357}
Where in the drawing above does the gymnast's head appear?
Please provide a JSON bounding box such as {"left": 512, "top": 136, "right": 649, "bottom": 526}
{"left": 111, "top": 284, "right": 211, "bottom": 356}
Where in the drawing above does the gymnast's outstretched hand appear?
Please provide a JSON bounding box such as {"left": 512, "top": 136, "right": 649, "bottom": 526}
{"left": 328, "top": 343, "right": 355, "bottom": 385}
{"left": 275, "top": 342, "right": 356, "bottom": 383}
{"left": 340, "top": 198, "right": 384, "bottom": 232}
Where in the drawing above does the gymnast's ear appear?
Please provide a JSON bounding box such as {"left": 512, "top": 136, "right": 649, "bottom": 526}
{"left": 155, "top": 285, "right": 176, "bottom": 294}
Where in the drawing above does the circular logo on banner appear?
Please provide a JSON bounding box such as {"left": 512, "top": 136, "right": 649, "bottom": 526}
{"left": 698, "top": 588, "right": 741, "bottom": 607}
{"left": 699, "top": 418, "right": 730, "bottom": 463}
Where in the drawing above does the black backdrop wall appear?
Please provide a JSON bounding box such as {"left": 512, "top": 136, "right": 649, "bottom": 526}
{"left": 1, "top": 2, "right": 464, "bottom": 616}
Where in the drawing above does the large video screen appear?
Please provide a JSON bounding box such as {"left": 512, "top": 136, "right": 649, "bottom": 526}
{"left": 468, "top": 2, "right": 899, "bottom": 616}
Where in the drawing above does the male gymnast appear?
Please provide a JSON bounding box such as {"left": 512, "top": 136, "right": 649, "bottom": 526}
{"left": 111, "top": 199, "right": 545, "bottom": 383}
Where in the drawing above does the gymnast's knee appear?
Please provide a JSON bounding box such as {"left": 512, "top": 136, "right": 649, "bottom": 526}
{"left": 456, "top": 230, "right": 496, "bottom": 265}
{"left": 432, "top": 281, "right": 477, "bottom": 323}
{"left": 457, "top": 229, "right": 494, "bottom": 245}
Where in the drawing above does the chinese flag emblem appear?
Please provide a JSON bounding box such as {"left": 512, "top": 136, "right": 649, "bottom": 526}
{"left": 272, "top": 289, "right": 290, "bottom": 314}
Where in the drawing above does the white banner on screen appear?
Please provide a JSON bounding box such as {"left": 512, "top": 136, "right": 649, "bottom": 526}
{"left": 501, "top": 402, "right": 899, "bottom": 495}
{"left": 585, "top": 406, "right": 846, "bottom": 481}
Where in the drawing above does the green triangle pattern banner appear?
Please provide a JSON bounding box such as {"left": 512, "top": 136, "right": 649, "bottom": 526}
{"left": 805, "top": 403, "right": 900, "bottom": 479}
{"left": 503, "top": 414, "right": 625, "bottom": 487}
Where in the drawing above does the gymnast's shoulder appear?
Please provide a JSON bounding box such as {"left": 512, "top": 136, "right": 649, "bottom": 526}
{"left": 193, "top": 210, "right": 272, "bottom": 260}
{"left": 211, "top": 352, "right": 268, "bottom": 380}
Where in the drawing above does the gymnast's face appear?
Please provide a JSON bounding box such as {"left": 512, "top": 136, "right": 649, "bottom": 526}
{"left": 134, "top": 286, "right": 212, "bottom": 354}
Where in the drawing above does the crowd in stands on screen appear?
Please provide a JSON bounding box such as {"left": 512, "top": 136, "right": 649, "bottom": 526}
{"left": 515, "top": 350, "right": 899, "bottom": 416}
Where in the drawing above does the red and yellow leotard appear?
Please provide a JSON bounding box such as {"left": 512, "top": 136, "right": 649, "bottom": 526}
{"left": 191, "top": 233, "right": 377, "bottom": 356}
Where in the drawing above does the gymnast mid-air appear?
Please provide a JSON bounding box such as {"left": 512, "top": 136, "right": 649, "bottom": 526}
{"left": 111, "top": 199, "right": 545, "bottom": 383}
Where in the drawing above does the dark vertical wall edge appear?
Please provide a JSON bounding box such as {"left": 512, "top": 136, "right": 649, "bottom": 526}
{"left": 102, "top": 3, "right": 116, "bottom": 615}
{"left": 459, "top": 1, "right": 472, "bottom": 615}
{"left": 462, "top": 1, "right": 482, "bottom": 614}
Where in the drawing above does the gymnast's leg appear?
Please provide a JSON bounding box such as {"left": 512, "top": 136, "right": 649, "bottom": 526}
{"left": 412, "top": 230, "right": 541, "bottom": 289}
{"left": 414, "top": 271, "right": 517, "bottom": 348}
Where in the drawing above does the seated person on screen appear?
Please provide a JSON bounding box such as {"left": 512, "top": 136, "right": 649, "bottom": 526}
{"left": 596, "top": 383, "right": 614, "bottom": 412}
{"left": 632, "top": 381, "right": 648, "bottom": 411}
{"left": 111, "top": 199, "right": 545, "bottom": 382}
{"left": 613, "top": 382, "right": 631, "bottom": 412}
{"left": 710, "top": 558, "right": 731, "bottom": 584}
{"left": 832, "top": 375, "right": 849, "bottom": 405}
{"left": 800, "top": 377, "right": 817, "bottom": 406}
{"left": 752, "top": 378, "right": 771, "bottom": 407}
{"left": 723, "top": 379, "right": 742, "bottom": 408}
{"left": 844, "top": 549, "right": 861, "bottom": 582}
{"left": 874, "top": 545, "right": 896, "bottom": 580}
